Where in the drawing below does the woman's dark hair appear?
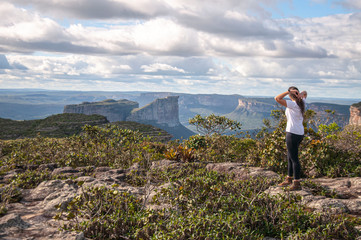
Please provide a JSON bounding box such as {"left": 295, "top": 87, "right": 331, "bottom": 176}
{"left": 288, "top": 86, "right": 305, "bottom": 117}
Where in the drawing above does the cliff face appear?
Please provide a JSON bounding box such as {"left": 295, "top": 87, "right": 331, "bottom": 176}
{"left": 225, "top": 99, "right": 277, "bottom": 130}
{"left": 63, "top": 99, "right": 138, "bottom": 122}
{"left": 178, "top": 94, "right": 241, "bottom": 114}
{"left": 349, "top": 102, "right": 361, "bottom": 125}
{"left": 62, "top": 96, "right": 191, "bottom": 139}
{"left": 235, "top": 99, "right": 276, "bottom": 113}
{"left": 127, "top": 96, "right": 180, "bottom": 127}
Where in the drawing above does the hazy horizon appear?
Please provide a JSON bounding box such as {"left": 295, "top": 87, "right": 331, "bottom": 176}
{"left": 1, "top": 88, "right": 360, "bottom": 105}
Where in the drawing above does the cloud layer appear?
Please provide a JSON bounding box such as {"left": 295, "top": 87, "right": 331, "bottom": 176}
{"left": 0, "top": 0, "right": 360, "bottom": 98}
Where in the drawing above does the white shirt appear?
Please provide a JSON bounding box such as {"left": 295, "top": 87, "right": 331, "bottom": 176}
{"left": 285, "top": 99, "right": 305, "bottom": 135}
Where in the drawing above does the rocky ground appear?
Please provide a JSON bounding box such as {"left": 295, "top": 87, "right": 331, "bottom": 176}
{"left": 1, "top": 161, "right": 361, "bottom": 240}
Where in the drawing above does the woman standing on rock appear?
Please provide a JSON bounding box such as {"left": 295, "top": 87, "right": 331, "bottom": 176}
{"left": 274, "top": 86, "right": 307, "bottom": 191}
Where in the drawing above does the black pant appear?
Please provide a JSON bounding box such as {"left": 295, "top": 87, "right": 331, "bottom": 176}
{"left": 286, "top": 132, "right": 304, "bottom": 180}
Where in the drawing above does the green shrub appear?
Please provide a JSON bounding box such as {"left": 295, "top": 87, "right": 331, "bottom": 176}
{"left": 246, "top": 110, "right": 288, "bottom": 174}
{"left": 184, "top": 134, "right": 256, "bottom": 163}
{"left": 300, "top": 137, "right": 358, "bottom": 177}
{"left": 332, "top": 125, "right": 361, "bottom": 153}
{"left": 0, "top": 125, "right": 165, "bottom": 170}
{"left": 126, "top": 169, "right": 148, "bottom": 187}
{"left": 57, "top": 186, "right": 146, "bottom": 240}
{"left": 10, "top": 169, "right": 53, "bottom": 189}
{"left": 188, "top": 114, "right": 242, "bottom": 135}
{"left": 0, "top": 184, "right": 22, "bottom": 217}
{"left": 185, "top": 135, "right": 207, "bottom": 149}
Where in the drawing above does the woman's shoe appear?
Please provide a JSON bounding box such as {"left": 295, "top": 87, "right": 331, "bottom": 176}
{"left": 278, "top": 176, "right": 293, "bottom": 187}
{"left": 289, "top": 180, "right": 302, "bottom": 191}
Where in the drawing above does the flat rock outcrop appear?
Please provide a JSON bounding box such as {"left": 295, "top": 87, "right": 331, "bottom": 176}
{"left": 266, "top": 177, "right": 361, "bottom": 216}
{"left": 206, "top": 162, "right": 279, "bottom": 180}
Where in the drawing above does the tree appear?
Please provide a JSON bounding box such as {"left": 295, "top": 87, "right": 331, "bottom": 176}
{"left": 188, "top": 114, "right": 242, "bottom": 136}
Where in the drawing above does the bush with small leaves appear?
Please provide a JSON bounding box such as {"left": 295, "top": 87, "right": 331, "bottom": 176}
{"left": 185, "top": 135, "right": 207, "bottom": 149}
{"left": 10, "top": 169, "right": 53, "bottom": 189}
{"left": 184, "top": 134, "right": 256, "bottom": 163}
{"left": 188, "top": 114, "right": 242, "bottom": 136}
{"left": 56, "top": 186, "right": 146, "bottom": 240}
{"left": 0, "top": 184, "right": 22, "bottom": 217}
{"left": 0, "top": 124, "right": 165, "bottom": 171}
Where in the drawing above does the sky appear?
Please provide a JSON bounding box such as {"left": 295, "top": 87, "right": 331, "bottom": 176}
{"left": 0, "top": 0, "right": 361, "bottom": 98}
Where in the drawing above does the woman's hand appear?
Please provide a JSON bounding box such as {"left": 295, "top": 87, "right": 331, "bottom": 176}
{"left": 289, "top": 89, "right": 301, "bottom": 99}
{"left": 299, "top": 91, "right": 307, "bottom": 99}
{"left": 289, "top": 89, "right": 299, "bottom": 96}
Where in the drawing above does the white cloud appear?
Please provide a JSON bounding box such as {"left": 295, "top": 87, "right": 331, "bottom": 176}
{"left": 5, "top": 0, "right": 171, "bottom": 20}
{"left": 0, "top": 3, "right": 81, "bottom": 54}
{"left": 281, "top": 13, "right": 361, "bottom": 59}
{"left": 141, "top": 63, "right": 186, "bottom": 73}
{"left": 132, "top": 18, "right": 202, "bottom": 56}
{"left": 3, "top": 0, "right": 283, "bottom": 21}
{"left": 1, "top": 1, "right": 351, "bottom": 59}
{"left": 230, "top": 57, "right": 361, "bottom": 81}
{"left": 337, "top": 0, "right": 361, "bottom": 10}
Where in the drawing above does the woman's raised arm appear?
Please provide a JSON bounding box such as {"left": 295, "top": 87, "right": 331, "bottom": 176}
{"left": 274, "top": 91, "right": 289, "bottom": 107}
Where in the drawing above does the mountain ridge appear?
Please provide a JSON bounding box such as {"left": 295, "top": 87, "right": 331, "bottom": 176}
{"left": 0, "top": 90, "right": 357, "bottom": 135}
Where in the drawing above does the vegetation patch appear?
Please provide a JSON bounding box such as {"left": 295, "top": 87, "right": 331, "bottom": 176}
{"left": 57, "top": 171, "right": 360, "bottom": 240}
{"left": 0, "top": 113, "right": 108, "bottom": 139}
{"left": 0, "top": 184, "right": 22, "bottom": 217}
{"left": 302, "top": 179, "right": 339, "bottom": 199}
{"left": 0, "top": 110, "right": 360, "bottom": 238}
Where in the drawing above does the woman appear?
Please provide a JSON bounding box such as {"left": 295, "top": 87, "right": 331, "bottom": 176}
{"left": 274, "top": 86, "right": 307, "bottom": 191}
